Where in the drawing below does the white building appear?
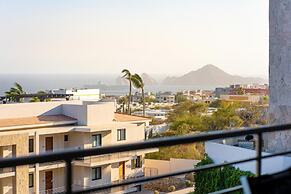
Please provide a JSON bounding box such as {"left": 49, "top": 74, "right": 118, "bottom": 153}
{"left": 0, "top": 101, "right": 157, "bottom": 194}
{"left": 156, "top": 92, "right": 175, "bottom": 104}
{"left": 50, "top": 88, "right": 101, "bottom": 101}
{"left": 133, "top": 109, "right": 169, "bottom": 121}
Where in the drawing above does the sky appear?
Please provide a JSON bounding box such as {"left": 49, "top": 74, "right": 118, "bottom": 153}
{"left": 0, "top": 0, "right": 269, "bottom": 78}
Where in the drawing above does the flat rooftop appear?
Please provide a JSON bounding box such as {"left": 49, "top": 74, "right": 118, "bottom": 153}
{"left": 0, "top": 115, "right": 77, "bottom": 130}
{"left": 114, "top": 113, "right": 150, "bottom": 122}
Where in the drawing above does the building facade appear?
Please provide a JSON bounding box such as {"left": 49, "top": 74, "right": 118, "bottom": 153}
{"left": 155, "top": 92, "right": 175, "bottom": 104}
{"left": 0, "top": 101, "right": 156, "bottom": 194}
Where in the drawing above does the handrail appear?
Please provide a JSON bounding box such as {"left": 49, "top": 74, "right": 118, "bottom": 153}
{"left": 1, "top": 123, "right": 291, "bottom": 193}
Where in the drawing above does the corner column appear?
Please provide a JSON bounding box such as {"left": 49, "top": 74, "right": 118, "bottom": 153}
{"left": 268, "top": 0, "right": 291, "bottom": 152}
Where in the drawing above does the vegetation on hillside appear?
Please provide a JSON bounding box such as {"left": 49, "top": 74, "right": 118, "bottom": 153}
{"left": 146, "top": 99, "right": 267, "bottom": 161}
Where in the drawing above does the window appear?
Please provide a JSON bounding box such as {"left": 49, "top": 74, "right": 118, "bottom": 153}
{"left": 131, "top": 156, "right": 142, "bottom": 169}
{"left": 92, "top": 134, "right": 102, "bottom": 147}
{"left": 117, "top": 129, "right": 126, "bottom": 141}
{"left": 92, "top": 167, "right": 101, "bottom": 180}
{"left": 29, "top": 173, "right": 34, "bottom": 188}
{"left": 29, "top": 139, "right": 34, "bottom": 153}
{"left": 64, "top": 135, "right": 69, "bottom": 142}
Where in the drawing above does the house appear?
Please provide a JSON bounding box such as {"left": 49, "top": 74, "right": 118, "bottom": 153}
{"left": 131, "top": 92, "right": 155, "bottom": 103}
{"left": 49, "top": 88, "right": 101, "bottom": 101}
{"left": 132, "top": 109, "right": 169, "bottom": 121}
{"left": 156, "top": 92, "right": 175, "bottom": 104}
{"left": 0, "top": 101, "right": 157, "bottom": 194}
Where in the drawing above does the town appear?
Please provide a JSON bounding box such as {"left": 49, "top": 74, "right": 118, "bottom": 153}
{"left": 0, "top": 79, "right": 270, "bottom": 194}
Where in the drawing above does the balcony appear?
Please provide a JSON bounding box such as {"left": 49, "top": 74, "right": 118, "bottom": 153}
{"left": 1, "top": 123, "right": 291, "bottom": 193}
{"left": 74, "top": 149, "right": 158, "bottom": 167}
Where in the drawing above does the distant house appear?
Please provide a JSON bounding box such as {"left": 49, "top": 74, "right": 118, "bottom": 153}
{"left": 49, "top": 88, "right": 101, "bottom": 101}
{"left": 133, "top": 109, "right": 169, "bottom": 120}
{"left": 220, "top": 95, "right": 263, "bottom": 103}
{"left": 131, "top": 92, "right": 155, "bottom": 103}
{"left": 182, "top": 90, "right": 215, "bottom": 103}
{"left": 214, "top": 87, "right": 231, "bottom": 98}
{"left": 156, "top": 92, "right": 175, "bottom": 103}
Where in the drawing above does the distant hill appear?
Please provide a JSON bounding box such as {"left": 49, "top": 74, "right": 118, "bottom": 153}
{"left": 116, "top": 73, "right": 157, "bottom": 85}
{"left": 162, "top": 64, "right": 267, "bottom": 86}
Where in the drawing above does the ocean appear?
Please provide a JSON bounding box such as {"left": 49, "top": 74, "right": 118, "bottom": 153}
{"left": 0, "top": 74, "right": 216, "bottom": 96}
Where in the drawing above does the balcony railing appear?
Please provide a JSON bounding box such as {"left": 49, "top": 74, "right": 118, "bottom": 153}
{"left": 75, "top": 149, "right": 157, "bottom": 165}
{"left": 1, "top": 123, "right": 291, "bottom": 193}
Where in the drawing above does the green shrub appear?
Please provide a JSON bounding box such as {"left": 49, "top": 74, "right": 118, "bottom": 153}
{"left": 185, "top": 180, "right": 194, "bottom": 187}
{"left": 194, "top": 155, "right": 254, "bottom": 194}
{"left": 168, "top": 185, "right": 176, "bottom": 192}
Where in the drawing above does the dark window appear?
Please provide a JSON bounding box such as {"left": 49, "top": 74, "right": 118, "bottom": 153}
{"left": 92, "top": 134, "right": 102, "bottom": 147}
{"left": 29, "top": 173, "right": 34, "bottom": 188}
{"left": 117, "top": 129, "right": 126, "bottom": 141}
{"left": 29, "top": 139, "right": 34, "bottom": 153}
{"left": 64, "top": 135, "right": 69, "bottom": 142}
{"left": 131, "top": 156, "right": 142, "bottom": 169}
{"left": 92, "top": 167, "right": 101, "bottom": 180}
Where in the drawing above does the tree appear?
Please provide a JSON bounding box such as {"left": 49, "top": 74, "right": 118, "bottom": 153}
{"left": 131, "top": 73, "right": 146, "bottom": 116}
{"left": 122, "top": 69, "right": 133, "bottom": 114}
{"left": 5, "top": 82, "right": 25, "bottom": 102}
{"left": 238, "top": 105, "right": 267, "bottom": 127}
{"left": 118, "top": 96, "right": 128, "bottom": 113}
{"left": 204, "top": 102, "right": 243, "bottom": 130}
{"left": 175, "top": 93, "right": 188, "bottom": 103}
{"left": 233, "top": 87, "right": 245, "bottom": 95}
{"left": 29, "top": 97, "right": 41, "bottom": 102}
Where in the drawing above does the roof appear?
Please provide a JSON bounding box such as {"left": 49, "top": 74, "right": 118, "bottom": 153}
{"left": 114, "top": 113, "right": 150, "bottom": 122}
{"left": 0, "top": 115, "right": 77, "bottom": 129}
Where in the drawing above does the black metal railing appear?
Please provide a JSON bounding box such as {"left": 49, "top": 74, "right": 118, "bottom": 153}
{"left": 1, "top": 123, "right": 291, "bottom": 193}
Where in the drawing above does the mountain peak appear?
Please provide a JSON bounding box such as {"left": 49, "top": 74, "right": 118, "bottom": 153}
{"left": 197, "top": 64, "right": 223, "bottom": 72}
{"left": 162, "top": 64, "right": 266, "bottom": 86}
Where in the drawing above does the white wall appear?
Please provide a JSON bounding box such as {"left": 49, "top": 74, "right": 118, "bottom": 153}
{"left": 206, "top": 141, "right": 291, "bottom": 174}
{"left": 62, "top": 104, "right": 87, "bottom": 125}
{"left": 0, "top": 101, "right": 65, "bottom": 119}
{"left": 144, "top": 158, "right": 200, "bottom": 176}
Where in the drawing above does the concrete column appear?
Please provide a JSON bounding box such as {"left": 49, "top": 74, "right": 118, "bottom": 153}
{"left": 268, "top": 0, "right": 291, "bottom": 152}
{"left": 34, "top": 132, "right": 40, "bottom": 194}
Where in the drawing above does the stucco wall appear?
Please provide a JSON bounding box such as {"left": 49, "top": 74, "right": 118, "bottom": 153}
{"left": 269, "top": 0, "right": 291, "bottom": 152}
{"left": 206, "top": 141, "right": 291, "bottom": 174}
{"left": 86, "top": 102, "right": 115, "bottom": 125}
{"left": 0, "top": 101, "right": 65, "bottom": 118}
{"left": 0, "top": 134, "right": 29, "bottom": 194}
{"left": 144, "top": 158, "right": 200, "bottom": 176}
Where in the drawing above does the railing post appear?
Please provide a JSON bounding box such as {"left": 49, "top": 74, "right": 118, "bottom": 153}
{"left": 66, "top": 160, "right": 72, "bottom": 194}
{"left": 256, "top": 132, "right": 263, "bottom": 176}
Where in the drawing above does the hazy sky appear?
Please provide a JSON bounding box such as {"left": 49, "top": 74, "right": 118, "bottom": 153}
{"left": 0, "top": 0, "right": 269, "bottom": 77}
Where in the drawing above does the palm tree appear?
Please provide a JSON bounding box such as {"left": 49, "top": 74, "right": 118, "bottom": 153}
{"left": 132, "top": 74, "right": 145, "bottom": 116}
{"left": 118, "top": 96, "right": 128, "bottom": 113}
{"left": 5, "top": 82, "right": 25, "bottom": 102}
{"left": 122, "top": 69, "right": 133, "bottom": 114}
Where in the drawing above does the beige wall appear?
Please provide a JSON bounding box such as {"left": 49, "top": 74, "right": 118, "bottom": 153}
{"left": 111, "top": 124, "right": 144, "bottom": 145}
{"left": 0, "top": 101, "right": 65, "bottom": 119}
{"left": 73, "top": 165, "right": 111, "bottom": 188}
{"left": 0, "top": 134, "right": 29, "bottom": 194}
{"left": 39, "top": 168, "right": 65, "bottom": 193}
{"left": 39, "top": 134, "right": 64, "bottom": 153}
{"left": 0, "top": 177, "right": 13, "bottom": 194}
{"left": 144, "top": 158, "right": 200, "bottom": 176}
{"left": 86, "top": 103, "right": 115, "bottom": 125}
